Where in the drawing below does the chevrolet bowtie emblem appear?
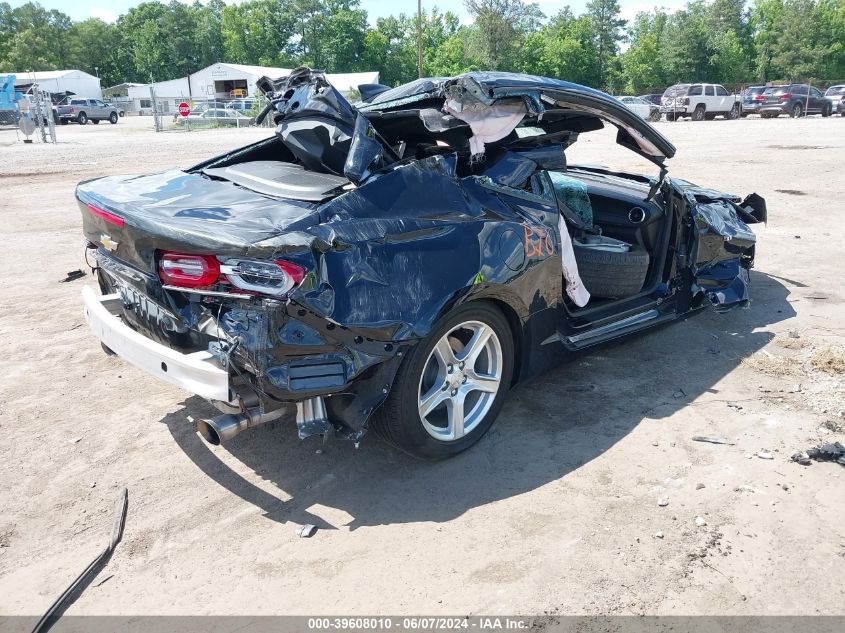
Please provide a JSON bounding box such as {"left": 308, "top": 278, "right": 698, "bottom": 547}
{"left": 101, "top": 234, "right": 119, "bottom": 252}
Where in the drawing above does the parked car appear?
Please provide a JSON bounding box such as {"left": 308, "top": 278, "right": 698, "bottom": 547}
{"left": 823, "top": 85, "right": 845, "bottom": 114}
{"left": 174, "top": 108, "right": 254, "bottom": 127}
{"left": 225, "top": 99, "right": 256, "bottom": 113}
{"left": 839, "top": 98, "right": 845, "bottom": 117}
{"left": 57, "top": 98, "right": 120, "bottom": 125}
{"left": 638, "top": 93, "right": 663, "bottom": 106}
{"left": 759, "top": 84, "right": 833, "bottom": 118}
{"left": 740, "top": 86, "right": 767, "bottom": 116}
{"left": 77, "top": 69, "right": 765, "bottom": 459}
{"left": 660, "top": 83, "right": 740, "bottom": 121}
{"left": 616, "top": 95, "right": 661, "bottom": 121}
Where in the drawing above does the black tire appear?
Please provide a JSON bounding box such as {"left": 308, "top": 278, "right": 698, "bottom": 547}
{"left": 52, "top": 110, "right": 59, "bottom": 124}
{"left": 77, "top": 112, "right": 88, "bottom": 125}
{"left": 791, "top": 102, "right": 803, "bottom": 118}
{"left": 573, "top": 243, "right": 650, "bottom": 299}
{"left": 664, "top": 112, "right": 676, "bottom": 121}
{"left": 371, "top": 302, "right": 514, "bottom": 460}
{"left": 649, "top": 110, "right": 661, "bottom": 122}
{"left": 692, "top": 105, "right": 706, "bottom": 121}
{"left": 92, "top": 119, "right": 100, "bottom": 124}
{"left": 60, "top": 119, "right": 68, "bottom": 125}
{"left": 109, "top": 112, "right": 118, "bottom": 124}
{"left": 822, "top": 104, "right": 831, "bottom": 117}
{"left": 118, "top": 111, "right": 125, "bottom": 117}
{"left": 727, "top": 105, "right": 740, "bottom": 119}
{"left": 841, "top": 111, "right": 845, "bottom": 117}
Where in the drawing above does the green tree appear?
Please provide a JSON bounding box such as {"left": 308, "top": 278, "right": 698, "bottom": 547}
{"left": 586, "top": 0, "right": 626, "bottom": 89}
{"left": 464, "top": 0, "right": 544, "bottom": 71}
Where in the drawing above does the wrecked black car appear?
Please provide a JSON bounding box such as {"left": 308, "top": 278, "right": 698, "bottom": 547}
{"left": 78, "top": 69, "right": 766, "bottom": 459}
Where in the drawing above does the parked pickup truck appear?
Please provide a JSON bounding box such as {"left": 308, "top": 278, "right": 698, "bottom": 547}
{"left": 57, "top": 98, "right": 120, "bottom": 125}
{"left": 660, "top": 83, "right": 740, "bottom": 121}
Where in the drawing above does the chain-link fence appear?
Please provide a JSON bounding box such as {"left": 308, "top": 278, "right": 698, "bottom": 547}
{"left": 150, "top": 92, "right": 275, "bottom": 132}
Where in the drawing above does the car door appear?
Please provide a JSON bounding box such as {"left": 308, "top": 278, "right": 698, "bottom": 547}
{"left": 714, "top": 85, "right": 731, "bottom": 112}
{"left": 809, "top": 87, "right": 824, "bottom": 112}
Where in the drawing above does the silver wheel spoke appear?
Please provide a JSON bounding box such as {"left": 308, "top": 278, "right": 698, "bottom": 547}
{"left": 432, "top": 336, "right": 457, "bottom": 370}
{"left": 446, "top": 397, "right": 466, "bottom": 440}
{"left": 458, "top": 324, "right": 493, "bottom": 368}
{"left": 466, "top": 371, "right": 500, "bottom": 393}
{"left": 419, "top": 385, "right": 449, "bottom": 418}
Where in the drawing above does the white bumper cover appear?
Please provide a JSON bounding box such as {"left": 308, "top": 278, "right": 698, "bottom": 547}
{"left": 82, "top": 285, "right": 230, "bottom": 400}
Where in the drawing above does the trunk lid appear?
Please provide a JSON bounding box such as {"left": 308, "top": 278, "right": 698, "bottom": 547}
{"left": 77, "top": 169, "right": 321, "bottom": 272}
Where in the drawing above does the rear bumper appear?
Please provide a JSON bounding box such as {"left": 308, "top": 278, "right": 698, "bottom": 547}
{"left": 82, "top": 285, "right": 231, "bottom": 400}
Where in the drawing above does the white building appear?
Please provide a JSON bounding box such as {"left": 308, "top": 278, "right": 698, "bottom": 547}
{"left": 13, "top": 69, "right": 102, "bottom": 100}
{"left": 187, "top": 63, "right": 379, "bottom": 100}
{"left": 105, "top": 65, "right": 379, "bottom": 115}
{"left": 104, "top": 77, "right": 192, "bottom": 115}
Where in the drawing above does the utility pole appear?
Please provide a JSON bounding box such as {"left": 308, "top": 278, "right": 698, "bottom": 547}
{"left": 417, "top": 0, "right": 423, "bottom": 79}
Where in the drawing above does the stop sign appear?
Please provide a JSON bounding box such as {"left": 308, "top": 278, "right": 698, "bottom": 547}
{"left": 178, "top": 102, "right": 190, "bottom": 117}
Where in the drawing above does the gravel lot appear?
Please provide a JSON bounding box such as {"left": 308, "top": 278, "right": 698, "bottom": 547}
{"left": 1, "top": 114, "right": 844, "bottom": 618}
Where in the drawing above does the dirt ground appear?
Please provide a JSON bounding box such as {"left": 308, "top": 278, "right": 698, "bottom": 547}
{"left": 1, "top": 114, "right": 844, "bottom": 618}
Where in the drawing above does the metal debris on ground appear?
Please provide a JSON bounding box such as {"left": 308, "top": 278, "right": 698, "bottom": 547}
{"left": 757, "top": 450, "right": 774, "bottom": 460}
{"left": 59, "top": 269, "right": 86, "bottom": 283}
{"left": 794, "top": 442, "right": 845, "bottom": 467}
{"left": 695, "top": 516, "right": 708, "bottom": 527}
{"left": 696, "top": 483, "right": 706, "bottom": 490}
{"left": 31, "top": 488, "right": 128, "bottom": 633}
{"left": 692, "top": 436, "right": 735, "bottom": 445}
{"left": 658, "top": 496, "right": 670, "bottom": 507}
{"left": 297, "top": 524, "right": 318, "bottom": 538}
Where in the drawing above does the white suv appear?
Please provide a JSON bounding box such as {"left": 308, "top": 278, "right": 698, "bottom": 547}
{"left": 660, "top": 83, "right": 740, "bottom": 121}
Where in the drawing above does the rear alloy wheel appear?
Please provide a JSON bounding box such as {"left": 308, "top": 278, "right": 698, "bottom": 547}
{"left": 109, "top": 112, "right": 118, "bottom": 124}
{"left": 791, "top": 103, "right": 803, "bottom": 118}
{"left": 371, "top": 302, "right": 514, "bottom": 459}
{"left": 728, "top": 105, "right": 740, "bottom": 119}
{"left": 77, "top": 112, "right": 88, "bottom": 125}
{"left": 692, "top": 105, "right": 706, "bottom": 121}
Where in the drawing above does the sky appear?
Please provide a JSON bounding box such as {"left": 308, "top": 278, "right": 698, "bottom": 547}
{"left": 10, "top": 0, "right": 687, "bottom": 26}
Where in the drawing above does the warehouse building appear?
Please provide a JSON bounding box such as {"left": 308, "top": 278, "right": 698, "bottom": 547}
{"left": 13, "top": 69, "right": 102, "bottom": 100}
{"left": 105, "top": 64, "right": 378, "bottom": 115}
{"left": 187, "top": 63, "right": 379, "bottom": 100}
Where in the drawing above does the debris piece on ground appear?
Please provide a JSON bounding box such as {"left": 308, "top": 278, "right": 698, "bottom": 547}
{"left": 781, "top": 483, "right": 790, "bottom": 491}
{"left": 652, "top": 441, "right": 659, "bottom": 447}
{"left": 791, "top": 451, "right": 812, "bottom": 465}
{"left": 757, "top": 450, "right": 774, "bottom": 460}
{"left": 653, "top": 531, "right": 664, "bottom": 539}
{"left": 695, "top": 516, "right": 708, "bottom": 527}
{"left": 31, "top": 488, "right": 128, "bottom": 633}
{"left": 692, "top": 436, "right": 735, "bottom": 445}
{"left": 788, "top": 330, "right": 800, "bottom": 339}
{"left": 92, "top": 574, "right": 113, "bottom": 588}
{"left": 806, "top": 442, "right": 845, "bottom": 466}
{"left": 297, "top": 524, "right": 318, "bottom": 538}
{"left": 734, "top": 485, "right": 755, "bottom": 493}
{"left": 696, "top": 483, "right": 706, "bottom": 490}
{"left": 59, "top": 269, "right": 86, "bottom": 283}
{"left": 673, "top": 389, "right": 686, "bottom": 399}
{"left": 68, "top": 437, "right": 81, "bottom": 444}
{"left": 658, "top": 496, "right": 670, "bottom": 507}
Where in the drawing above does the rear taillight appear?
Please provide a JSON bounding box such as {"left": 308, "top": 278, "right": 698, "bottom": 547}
{"left": 754, "top": 95, "right": 764, "bottom": 101}
{"left": 221, "top": 259, "right": 306, "bottom": 296}
{"left": 779, "top": 93, "right": 791, "bottom": 101}
{"left": 158, "top": 252, "right": 220, "bottom": 287}
{"left": 68, "top": 107, "right": 74, "bottom": 113}
{"left": 87, "top": 203, "right": 125, "bottom": 228}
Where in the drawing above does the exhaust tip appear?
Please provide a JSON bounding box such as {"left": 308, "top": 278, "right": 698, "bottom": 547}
{"left": 197, "top": 418, "right": 222, "bottom": 445}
